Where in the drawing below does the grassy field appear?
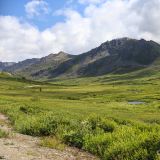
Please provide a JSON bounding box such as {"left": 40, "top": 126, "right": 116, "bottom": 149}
{"left": 0, "top": 66, "right": 160, "bottom": 159}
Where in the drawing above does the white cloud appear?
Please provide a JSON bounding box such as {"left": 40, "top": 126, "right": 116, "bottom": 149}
{"left": 0, "top": 16, "right": 41, "bottom": 61}
{"left": 25, "top": 0, "right": 50, "bottom": 18}
{"left": 78, "top": 0, "right": 106, "bottom": 5}
{"left": 1, "top": 0, "right": 160, "bottom": 62}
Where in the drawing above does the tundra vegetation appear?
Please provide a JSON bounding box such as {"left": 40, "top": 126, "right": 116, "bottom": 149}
{"left": 0, "top": 67, "right": 160, "bottom": 159}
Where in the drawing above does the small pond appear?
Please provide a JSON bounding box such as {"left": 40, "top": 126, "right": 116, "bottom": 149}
{"left": 128, "top": 101, "right": 145, "bottom": 105}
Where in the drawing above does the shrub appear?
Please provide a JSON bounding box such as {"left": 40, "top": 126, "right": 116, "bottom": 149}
{"left": 4, "top": 110, "right": 160, "bottom": 160}
{"left": 104, "top": 126, "right": 160, "bottom": 160}
{"left": 98, "top": 119, "right": 117, "bottom": 132}
{"left": 15, "top": 113, "right": 59, "bottom": 136}
{"left": 87, "top": 114, "right": 117, "bottom": 132}
{"left": 83, "top": 133, "right": 112, "bottom": 157}
{"left": 63, "top": 130, "right": 84, "bottom": 148}
{"left": 19, "top": 105, "right": 41, "bottom": 115}
{"left": 62, "top": 119, "right": 92, "bottom": 148}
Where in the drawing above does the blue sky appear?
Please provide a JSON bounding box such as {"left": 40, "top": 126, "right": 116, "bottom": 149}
{"left": 0, "top": 0, "right": 85, "bottom": 30}
{"left": 0, "top": 0, "right": 160, "bottom": 62}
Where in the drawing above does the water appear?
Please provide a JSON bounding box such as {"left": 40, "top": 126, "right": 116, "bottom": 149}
{"left": 128, "top": 101, "right": 145, "bottom": 105}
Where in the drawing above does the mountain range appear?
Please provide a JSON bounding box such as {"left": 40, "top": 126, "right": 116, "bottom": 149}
{"left": 1, "top": 37, "right": 160, "bottom": 80}
{"left": 0, "top": 62, "right": 15, "bottom": 71}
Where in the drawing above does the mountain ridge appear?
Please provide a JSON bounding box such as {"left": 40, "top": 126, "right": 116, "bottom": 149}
{"left": 0, "top": 62, "right": 16, "bottom": 71}
{"left": 1, "top": 37, "right": 160, "bottom": 79}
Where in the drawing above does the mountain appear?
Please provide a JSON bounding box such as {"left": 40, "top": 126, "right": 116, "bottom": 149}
{"left": 47, "top": 38, "right": 160, "bottom": 78}
{"left": 4, "top": 58, "right": 39, "bottom": 73}
{"left": 0, "top": 62, "right": 15, "bottom": 71}
{"left": 6, "top": 51, "right": 75, "bottom": 79}
{"left": 2, "top": 38, "right": 160, "bottom": 79}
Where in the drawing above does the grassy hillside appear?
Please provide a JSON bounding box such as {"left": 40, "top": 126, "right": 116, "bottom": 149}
{"left": 0, "top": 66, "right": 160, "bottom": 159}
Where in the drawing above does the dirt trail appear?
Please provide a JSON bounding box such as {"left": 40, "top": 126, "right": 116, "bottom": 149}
{"left": 0, "top": 113, "right": 98, "bottom": 160}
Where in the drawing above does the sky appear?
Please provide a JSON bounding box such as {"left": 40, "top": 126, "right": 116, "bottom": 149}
{"left": 0, "top": 0, "right": 160, "bottom": 62}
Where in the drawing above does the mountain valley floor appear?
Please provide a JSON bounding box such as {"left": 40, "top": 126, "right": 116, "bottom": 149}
{"left": 0, "top": 65, "right": 160, "bottom": 159}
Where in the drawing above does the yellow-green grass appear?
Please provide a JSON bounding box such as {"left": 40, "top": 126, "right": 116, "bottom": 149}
{"left": 40, "top": 136, "right": 66, "bottom": 151}
{"left": 0, "top": 68, "right": 160, "bottom": 159}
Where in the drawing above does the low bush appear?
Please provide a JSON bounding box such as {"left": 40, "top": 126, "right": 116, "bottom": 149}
{"left": 87, "top": 114, "right": 117, "bottom": 132}
{"left": 63, "top": 130, "right": 84, "bottom": 148}
{"left": 103, "top": 126, "right": 160, "bottom": 160}
{"left": 15, "top": 113, "right": 59, "bottom": 136}
{"left": 19, "top": 105, "right": 42, "bottom": 115}
{"left": 3, "top": 109, "right": 160, "bottom": 160}
{"left": 83, "top": 133, "right": 112, "bottom": 157}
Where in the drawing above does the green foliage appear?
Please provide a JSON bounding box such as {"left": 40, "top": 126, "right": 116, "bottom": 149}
{"left": 84, "top": 133, "right": 111, "bottom": 157}
{"left": 103, "top": 125, "right": 160, "bottom": 160}
{"left": 0, "top": 66, "right": 160, "bottom": 159}
{"left": 15, "top": 113, "right": 59, "bottom": 136}
{"left": 19, "top": 105, "right": 41, "bottom": 114}
{"left": 87, "top": 115, "right": 117, "bottom": 132}
{"left": 30, "top": 96, "right": 40, "bottom": 102}
{"left": 83, "top": 124, "right": 160, "bottom": 160}
{"left": 40, "top": 136, "right": 65, "bottom": 151}
{"left": 63, "top": 130, "right": 84, "bottom": 148}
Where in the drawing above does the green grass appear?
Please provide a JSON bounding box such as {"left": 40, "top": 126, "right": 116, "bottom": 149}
{"left": 40, "top": 136, "right": 66, "bottom": 151}
{"left": 0, "top": 66, "right": 160, "bottom": 159}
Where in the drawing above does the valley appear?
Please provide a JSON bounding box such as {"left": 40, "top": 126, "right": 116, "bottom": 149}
{"left": 0, "top": 38, "right": 160, "bottom": 159}
{"left": 1, "top": 0, "right": 160, "bottom": 158}
{"left": 0, "top": 61, "right": 160, "bottom": 159}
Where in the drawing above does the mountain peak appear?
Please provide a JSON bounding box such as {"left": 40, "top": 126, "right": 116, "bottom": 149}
{"left": 1, "top": 37, "right": 160, "bottom": 79}
{"left": 53, "top": 51, "right": 71, "bottom": 60}
{"left": 100, "top": 37, "right": 134, "bottom": 49}
{"left": 109, "top": 37, "right": 135, "bottom": 44}
{"left": 112, "top": 37, "right": 132, "bottom": 41}
{"left": 46, "top": 51, "right": 69, "bottom": 59}
{"left": 57, "top": 51, "right": 68, "bottom": 56}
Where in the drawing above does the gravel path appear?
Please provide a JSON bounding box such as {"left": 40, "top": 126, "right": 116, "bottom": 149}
{"left": 0, "top": 113, "right": 98, "bottom": 160}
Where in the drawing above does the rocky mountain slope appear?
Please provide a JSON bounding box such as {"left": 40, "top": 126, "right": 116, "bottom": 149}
{"left": 4, "top": 51, "right": 75, "bottom": 79}
{"left": 4, "top": 58, "right": 39, "bottom": 73}
{"left": 0, "top": 62, "right": 15, "bottom": 71}
{"left": 2, "top": 38, "right": 160, "bottom": 79}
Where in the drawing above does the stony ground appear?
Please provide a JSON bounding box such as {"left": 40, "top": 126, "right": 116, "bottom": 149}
{"left": 0, "top": 113, "right": 98, "bottom": 160}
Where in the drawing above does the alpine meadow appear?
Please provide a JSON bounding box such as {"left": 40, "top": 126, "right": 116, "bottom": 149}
{"left": 1, "top": 0, "right": 160, "bottom": 160}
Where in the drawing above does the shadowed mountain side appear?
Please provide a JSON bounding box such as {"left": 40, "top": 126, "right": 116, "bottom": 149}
{"left": 0, "top": 62, "right": 15, "bottom": 71}
{"left": 47, "top": 38, "right": 160, "bottom": 78}
{"left": 1, "top": 37, "right": 160, "bottom": 79}
{"left": 5, "top": 52, "right": 75, "bottom": 79}
{"left": 4, "top": 59, "right": 40, "bottom": 73}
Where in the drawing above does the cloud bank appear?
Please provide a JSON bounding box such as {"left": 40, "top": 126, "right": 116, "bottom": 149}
{"left": 0, "top": 0, "right": 160, "bottom": 61}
